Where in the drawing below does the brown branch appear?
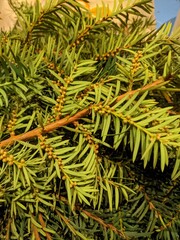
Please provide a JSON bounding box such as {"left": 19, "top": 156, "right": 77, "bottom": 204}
{"left": 0, "top": 79, "right": 166, "bottom": 148}
{"left": 0, "top": 108, "right": 89, "bottom": 148}
{"left": 58, "top": 196, "right": 127, "bottom": 239}
{"left": 38, "top": 213, "right": 52, "bottom": 240}
{"left": 81, "top": 209, "right": 127, "bottom": 239}
{"left": 31, "top": 223, "right": 41, "bottom": 240}
{"left": 117, "top": 78, "right": 166, "bottom": 101}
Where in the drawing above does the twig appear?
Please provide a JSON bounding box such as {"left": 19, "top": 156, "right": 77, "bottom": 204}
{"left": 58, "top": 196, "right": 127, "bottom": 239}
{"left": 81, "top": 209, "right": 127, "bottom": 239}
{"left": 117, "top": 78, "right": 166, "bottom": 101}
{"left": 31, "top": 223, "right": 41, "bottom": 240}
{"left": 0, "top": 79, "right": 166, "bottom": 148}
{"left": 38, "top": 213, "right": 52, "bottom": 240}
{"left": 0, "top": 108, "right": 89, "bottom": 148}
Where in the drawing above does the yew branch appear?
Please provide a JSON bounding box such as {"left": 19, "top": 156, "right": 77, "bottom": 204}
{"left": 31, "top": 223, "right": 41, "bottom": 240}
{"left": 58, "top": 196, "right": 127, "bottom": 239}
{"left": 38, "top": 214, "right": 52, "bottom": 240}
{"left": 0, "top": 79, "right": 165, "bottom": 148}
{"left": 117, "top": 78, "right": 166, "bottom": 101}
{"left": 0, "top": 108, "right": 89, "bottom": 148}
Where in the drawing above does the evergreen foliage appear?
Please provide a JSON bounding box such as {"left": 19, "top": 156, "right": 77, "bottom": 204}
{"left": 0, "top": 0, "right": 180, "bottom": 239}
